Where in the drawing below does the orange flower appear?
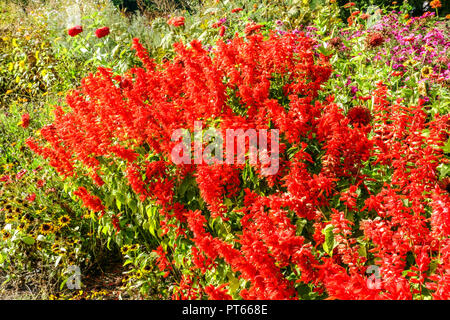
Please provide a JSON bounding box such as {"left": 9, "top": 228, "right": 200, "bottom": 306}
{"left": 430, "top": 0, "right": 442, "bottom": 8}
{"left": 344, "top": 2, "right": 356, "bottom": 8}
{"left": 360, "top": 13, "right": 370, "bottom": 20}
{"left": 446, "top": 14, "right": 450, "bottom": 19}
{"left": 347, "top": 16, "right": 354, "bottom": 26}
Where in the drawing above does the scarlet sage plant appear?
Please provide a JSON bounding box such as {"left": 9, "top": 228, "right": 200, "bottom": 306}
{"left": 27, "top": 29, "right": 449, "bottom": 300}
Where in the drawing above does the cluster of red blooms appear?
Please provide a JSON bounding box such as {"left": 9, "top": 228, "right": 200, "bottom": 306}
{"left": 366, "top": 32, "right": 385, "bottom": 48}
{"left": 167, "top": 16, "right": 185, "bottom": 27}
{"left": 95, "top": 26, "right": 110, "bottom": 38}
{"left": 67, "top": 25, "right": 110, "bottom": 38}
{"left": 21, "top": 112, "right": 30, "bottom": 128}
{"left": 73, "top": 187, "right": 106, "bottom": 217}
{"left": 67, "top": 25, "right": 83, "bottom": 37}
{"left": 28, "top": 28, "right": 449, "bottom": 300}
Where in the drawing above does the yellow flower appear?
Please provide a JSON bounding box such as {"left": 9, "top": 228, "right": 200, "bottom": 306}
{"left": 58, "top": 215, "right": 71, "bottom": 227}
{"left": 121, "top": 245, "right": 131, "bottom": 254}
{"left": 1, "top": 230, "right": 11, "bottom": 240}
{"left": 404, "top": 59, "right": 416, "bottom": 67}
{"left": 421, "top": 66, "right": 432, "bottom": 78}
{"left": 39, "top": 223, "right": 53, "bottom": 235}
{"left": 17, "top": 222, "right": 28, "bottom": 232}
{"left": 51, "top": 243, "right": 63, "bottom": 254}
{"left": 142, "top": 265, "right": 152, "bottom": 273}
{"left": 129, "top": 244, "right": 139, "bottom": 251}
{"left": 5, "top": 213, "right": 15, "bottom": 223}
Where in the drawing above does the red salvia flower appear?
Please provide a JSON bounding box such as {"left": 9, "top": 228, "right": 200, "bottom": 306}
{"left": 73, "top": 187, "right": 105, "bottom": 216}
{"left": 28, "top": 29, "right": 450, "bottom": 300}
{"left": 347, "top": 106, "right": 372, "bottom": 126}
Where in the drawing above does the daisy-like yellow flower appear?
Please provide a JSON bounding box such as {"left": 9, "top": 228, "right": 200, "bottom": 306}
{"left": 129, "top": 244, "right": 139, "bottom": 251}
{"left": 404, "top": 59, "right": 416, "bottom": 67}
{"left": 21, "top": 213, "right": 35, "bottom": 223}
{"left": 17, "top": 222, "right": 28, "bottom": 232}
{"left": 142, "top": 265, "right": 152, "bottom": 273}
{"left": 39, "top": 222, "right": 53, "bottom": 235}
{"left": 121, "top": 245, "right": 131, "bottom": 255}
{"left": 122, "top": 274, "right": 131, "bottom": 283}
{"left": 1, "top": 230, "right": 11, "bottom": 241}
{"left": 135, "top": 270, "right": 143, "bottom": 279}
{"left": 58, "top": 215, "right": 71, "bottom": 228}
{"left": 421, "top": 66, "right": 432, "bottom": 78}
{"left": 5, "top": 213, "right": 15, "bottom": 223}
{"left": 51, "top": 243, "right": 63, "bottom": 254}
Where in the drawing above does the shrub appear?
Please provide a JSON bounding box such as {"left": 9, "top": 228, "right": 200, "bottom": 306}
{"left": 26, "top": 25, "right": 450, "bottom": 300}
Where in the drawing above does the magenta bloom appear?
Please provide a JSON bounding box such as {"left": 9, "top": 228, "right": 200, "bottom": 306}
{"left": 95, "top": 26, "right": 110, "bottom": 38}
{"left": 68, "top": 25, "right": 83, "bottom": 37}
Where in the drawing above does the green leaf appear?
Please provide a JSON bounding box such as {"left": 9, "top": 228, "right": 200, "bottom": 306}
{"left": 228, "top": 271, "right": 240, "bottom": 293}
{"left": 21, "top": 236, "right": 35, "bottom": 245}
{"left": 442, "top": 137, "right": 450, "bottom": 154}
{"left": 322, "top": 224, "right": 335, "bottom": 256}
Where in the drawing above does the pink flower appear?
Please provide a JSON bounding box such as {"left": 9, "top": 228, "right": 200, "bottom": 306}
{"left": 16, "top": 169, "right": 27, "bottom": 180}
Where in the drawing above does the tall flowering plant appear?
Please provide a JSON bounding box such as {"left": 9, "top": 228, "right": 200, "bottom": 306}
{"left": 28, "top": 28, "right": 449, "bottom": 300}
